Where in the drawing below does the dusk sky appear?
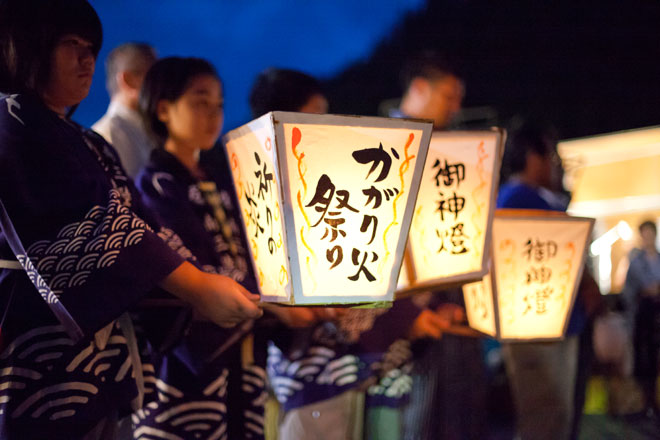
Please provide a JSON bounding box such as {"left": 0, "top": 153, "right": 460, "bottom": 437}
{"left": 80, "top": 0, "right": 424, "bottom": 130}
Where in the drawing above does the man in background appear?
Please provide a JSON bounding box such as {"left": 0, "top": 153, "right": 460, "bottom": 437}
{"left": 394, "top": 52, "right": 488, "bottom": 440}
{"left": 392, "top": 51, "right": 464, "bottom": 130}
{"left": 93, "top": 42, "right": 157, "bottom": 178}
{"left": 624, "top": 220, "right": 660, "bottom": 420}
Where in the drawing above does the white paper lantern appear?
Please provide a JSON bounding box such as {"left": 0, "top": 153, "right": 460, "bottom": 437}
{"left": 223, "top": 112, "right": 432, "bottom": 305}
{"left": 463, "top": 210, "right": 594, "bottom": 341}
{"left": 397, "top": 129, "right": 504, "bottom": 296}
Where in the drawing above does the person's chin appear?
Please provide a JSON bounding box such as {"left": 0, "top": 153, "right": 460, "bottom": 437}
{"left": 203, "top": 133, "right": 221, "bottom": 148}
{"left": 65, "top": 95, "right": 87, "bottom": 108}
{"left": 72, "top": 87, "right": 91, "bottom": 105}
{"left": 200, "top": 142, "right": 216, "bottom": 151}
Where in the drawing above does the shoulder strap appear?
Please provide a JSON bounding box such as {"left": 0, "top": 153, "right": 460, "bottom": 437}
{"left": 0, "top": 199, "right": 84, "bottom": 342}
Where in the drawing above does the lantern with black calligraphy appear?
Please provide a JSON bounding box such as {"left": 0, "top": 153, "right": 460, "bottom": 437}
{"left": 223, "top": 112, "right": 432, "bottom": 305}
{"left": 463, "top": 210, "right": 594, "bottom": 341}
{"left": 397, "top": 130, "right": 504, "bottom": 296}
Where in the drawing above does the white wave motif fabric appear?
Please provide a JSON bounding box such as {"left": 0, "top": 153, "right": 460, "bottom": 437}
{"left": 0, "top": 322, "right": 136, "bottom": 424}
{"left": 241, "top": 365, "right": 267, "bottom": 439}
{"left": 5, "top": 94, "right": 25, "bottom": 126}
{"left": 366, "top": 339, "right": 414, "bottom": 400}
{"left": 22, "top": 189, "right": 149, "bottom": 296}
{"left": 157, "top": 228, "right": 195, "bottom": 261}
{"left": 267, "top": 342, "right": 361, "bottom": 404}
{"left": 367, "top": 364, "right": 413, "bottom": 399}
{"left": 337, "top": 308, "right": 388, "bottom": 343}
{"left": 132, "top": 370, "right": 230, "bottom": 440}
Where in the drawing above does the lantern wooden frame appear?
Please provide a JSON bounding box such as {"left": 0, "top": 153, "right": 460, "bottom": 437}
{"left": 463, "top": 210, "right": 595, "bottom": 342}
{"left": 224, "top": 111, "right": 432, "bottom": 305}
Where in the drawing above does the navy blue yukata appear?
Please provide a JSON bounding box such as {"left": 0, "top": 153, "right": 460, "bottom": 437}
{"left": 0, "top": 94, "right": 188, "bottom": 439}
{"left": 267, "top": 296, "right": 424, "bottom": 414}
{"left": 134, "top": 147, "right": 266, "bottom": 440}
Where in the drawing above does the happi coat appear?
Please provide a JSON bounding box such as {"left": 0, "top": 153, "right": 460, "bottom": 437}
{"left": 134, "top": 147, "right": 266, "bottom": 440}
{"left": 267, "top": 297, "right": 423, "bottom": 413}
{"left": 0, "top": 93, "right": 187, "bottom": 439}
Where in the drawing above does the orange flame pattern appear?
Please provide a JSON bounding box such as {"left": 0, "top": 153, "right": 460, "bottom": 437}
{"left": 291, "top": 127, "right": 317, "bottom": 290}
{"left": 380, "top": 133, "right": 415, "bottom": 272}
{"left": 279, "top": 265, "right": 289, "bottom": 286}
{"left": 558, "top": 242, "right": 575, "bottom": 310}
{"left": 470, "top": 141, "right": 488, "bottom": 265}
{"left": 231, "top": 152, "right": 244, "bottom": 200}
{"left": 498, "top": 239, "right": 517, "bottom": 325}
{"left": 251, "top": 238, "right": 258, "bottom": 260}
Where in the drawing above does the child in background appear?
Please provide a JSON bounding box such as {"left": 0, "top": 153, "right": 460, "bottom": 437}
{"left": 135, "top": 58, "right": 320, "bottom": 439}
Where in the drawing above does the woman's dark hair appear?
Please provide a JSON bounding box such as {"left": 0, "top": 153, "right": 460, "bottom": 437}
{"left": 639, "top": 220, "right": 657, "bottom": 235}
{"left": 0, "top": 0, "right": 102, "bottom": 95}
{"left": 399, "top": 50, "right": 459, "bottom": 93}
{"left": 500, "top": 117, "right": 558, "bottom": 183}
{"left": 139, "top": 56, "right": 220, "bottom": 146}
{"left": 249, "top": 68, "right": 324, "bottom": 118}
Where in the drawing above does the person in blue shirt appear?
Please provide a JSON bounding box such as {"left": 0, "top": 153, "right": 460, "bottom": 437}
{"left": 623, "top": 220, "right": 660, "bottom": 419}
{"left": 497, "top": 119, "right": 597, "bottom": 440}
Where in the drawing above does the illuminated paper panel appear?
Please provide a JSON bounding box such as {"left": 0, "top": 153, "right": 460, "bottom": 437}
{"left": 398, "top": 130, "right": 504, "bottom": 295}
{"left": 224, "top": 114, "right": 291, "bottom": 300}
{"left": 225, "top": 112, "right": 432, "bottom": 305}
{"left": 463, "top": 273, "right": 497, "bottom": 337}
{"left": 465, "top": 212, "right": 594, "bottom": 341}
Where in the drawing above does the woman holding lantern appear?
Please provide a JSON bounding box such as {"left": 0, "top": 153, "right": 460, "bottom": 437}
{"left": 0, "top": 1, "right": 261, "bottom": 438}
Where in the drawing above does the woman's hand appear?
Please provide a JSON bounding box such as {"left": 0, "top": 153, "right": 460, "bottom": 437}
{"left": 160, "top": 262, "right": 262, "bottom": 328}
{"left": 434, "top": 303, "right": 465, "bottom": 324}
{"left": 408, "top": 309, "right": 451, "bottom": 340}
{"left": 262, "top": 304, "right": 317, "bottom": 327}
{"left": 407, "top": 304, "right": 465, "bottom": 340}
{"left": 262, "top": 304, "right": 348, "bottom": 328}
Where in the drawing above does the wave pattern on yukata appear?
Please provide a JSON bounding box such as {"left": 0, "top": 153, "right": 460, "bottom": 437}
{"left": 0, "top": 322, "right": 135, "bottom": 423}
{"left": 133, "top": 370, "right": 231, "bottom": 440}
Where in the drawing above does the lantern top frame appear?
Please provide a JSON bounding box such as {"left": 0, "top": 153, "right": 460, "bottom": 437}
{"left": 223, "top": 111, "right": 433, "bottom": 305}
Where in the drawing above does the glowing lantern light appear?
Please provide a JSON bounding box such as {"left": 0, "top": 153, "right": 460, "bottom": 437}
{"left": 223, "top": 112, "right": 432, "bottom": 305}
{"left": 397, "top": 130, "right": 505, "bottom": 295}
{"left": 463, "top": 210, "right": 594, "bottom": 341}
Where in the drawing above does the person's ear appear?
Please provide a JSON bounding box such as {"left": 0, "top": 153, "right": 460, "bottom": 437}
{"left": 156, "top": 99, "right": 171, "bottom": 124}
{"left": 122, "top": 71, "right": 141, "bottom": 91}
{"left": 116, "top": 71, "right": 130, "bottom": 92}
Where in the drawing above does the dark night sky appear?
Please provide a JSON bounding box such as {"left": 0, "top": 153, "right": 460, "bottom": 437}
{"left": 80, "top": 0, "right": 660, "bottom": 141}
{"left": 80, "top": 0, "right": 425, "bottom": 130}
{"left": 327, "top": 0, "right": 660, "bottom": 139}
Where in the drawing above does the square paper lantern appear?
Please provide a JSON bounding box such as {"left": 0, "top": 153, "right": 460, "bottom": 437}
{"left": 223, "top": 112, "right": 432, "bottom": 305}
{"left": 397, "top": 129, "right": 505, "bottom": 296}
{"left": 463, "top": 210, "right": 594, "bottom": 341}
